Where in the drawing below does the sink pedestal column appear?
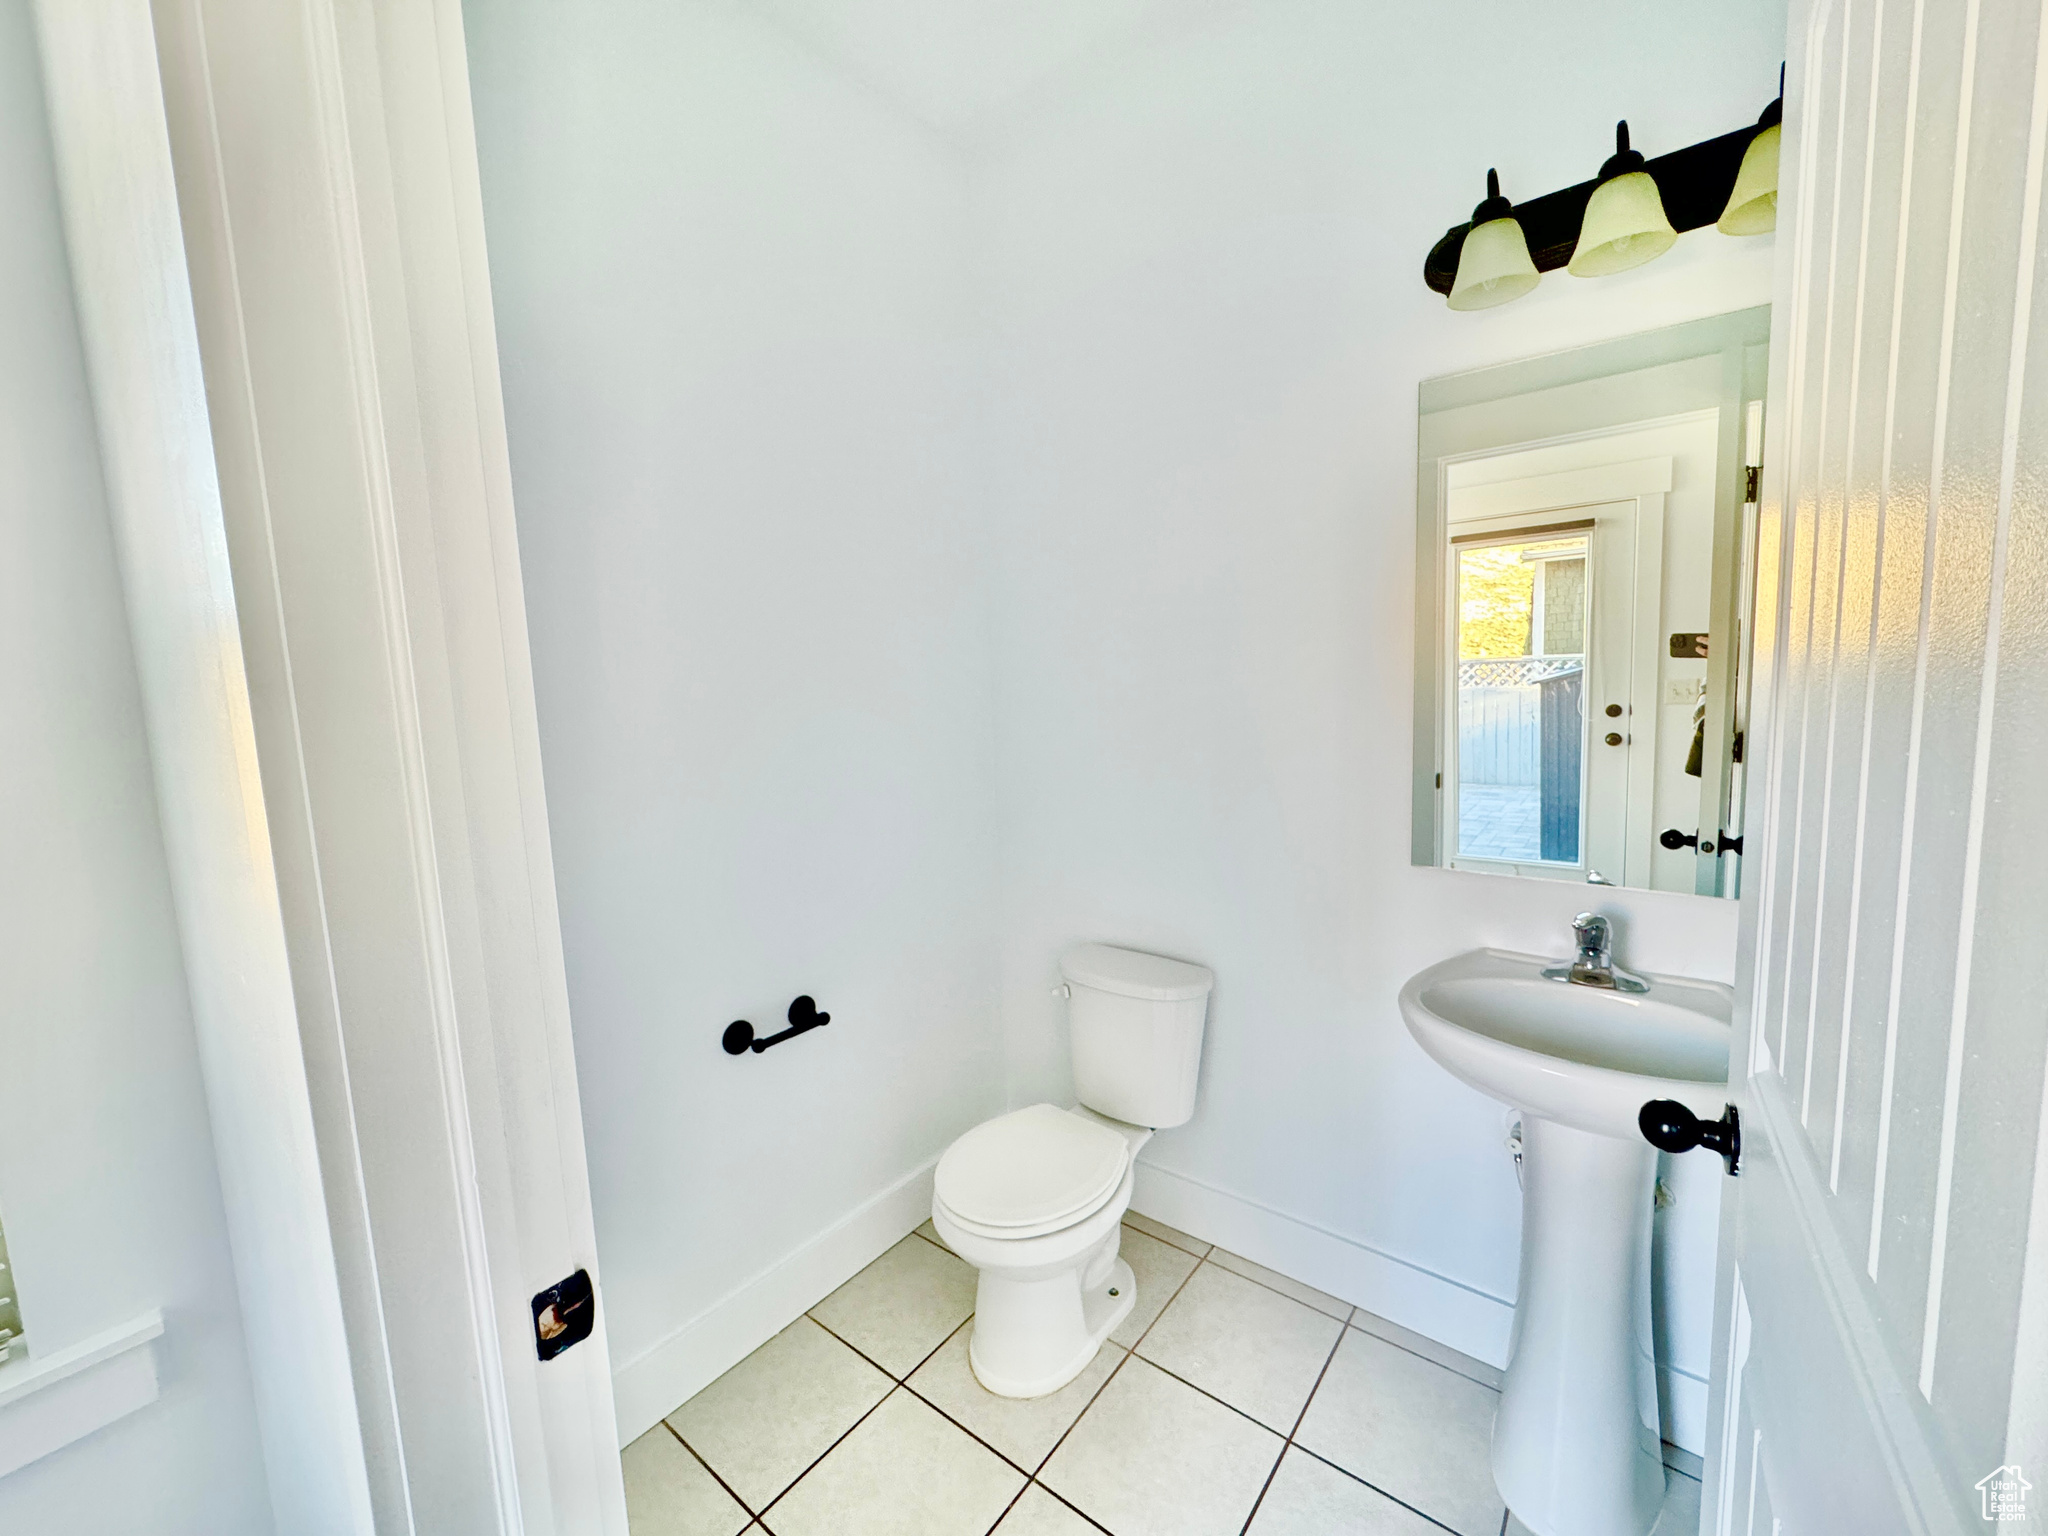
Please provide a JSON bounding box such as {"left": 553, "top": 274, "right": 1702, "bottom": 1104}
{"left": 1494, "top": 1115, "right": 1667, "bottom": 1536}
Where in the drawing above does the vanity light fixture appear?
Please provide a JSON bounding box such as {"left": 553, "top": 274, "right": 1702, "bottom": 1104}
{"left": 1568, "top": 121, "right": 1676, "bottom": 277}
{"left": 1718, "top": 69, "right": 1784, "bottom": 235}
{"left": 1448, "top": 170, "right": 1541, "bottom": 310}
{"left": 1423, "top": 69, "right": 1787, "bottom": 306}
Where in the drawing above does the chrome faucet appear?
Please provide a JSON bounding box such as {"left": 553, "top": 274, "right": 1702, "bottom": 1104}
{"left": 1542, "top": 912, "right": 1650, "bottom": 993}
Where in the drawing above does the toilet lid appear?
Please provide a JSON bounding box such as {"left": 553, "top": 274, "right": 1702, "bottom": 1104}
{"left": 935, "top": 1104, "right": 1130, "bottom": 1230}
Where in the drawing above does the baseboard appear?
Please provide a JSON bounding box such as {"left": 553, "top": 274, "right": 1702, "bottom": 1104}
{"left": 0, "top": 1311, "right": 164, "bottom": 1478}
{"left": 1130, "top": 1161, "right": 1517, "bottom": 1368}
{"left": 611, "top": 1158, "right": 937, "bottom": 1445}
{"left": 1658, "top": 1362, "right": 1709, "bottom": 1456}
{"left": 1131, "top": 1161, "right": 1710, "bottom": 1454}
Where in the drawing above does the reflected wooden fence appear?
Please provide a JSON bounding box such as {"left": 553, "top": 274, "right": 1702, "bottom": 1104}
{"left": 1458, "top": 656, "right": 1582, "bottom": 786}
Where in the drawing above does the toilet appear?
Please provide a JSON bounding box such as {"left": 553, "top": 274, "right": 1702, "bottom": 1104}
{"left": 931, "top": 942, "right": 1213, "bottom": 1398}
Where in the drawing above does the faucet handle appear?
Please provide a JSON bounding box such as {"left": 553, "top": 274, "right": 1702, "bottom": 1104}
{"left": 1544, "top": 910, "right": 1649, "bottom": 992}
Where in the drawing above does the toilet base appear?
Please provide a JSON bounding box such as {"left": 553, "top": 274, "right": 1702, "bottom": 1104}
{"left": 967, "top": 1257, "right": 1135, "bottom": 1399}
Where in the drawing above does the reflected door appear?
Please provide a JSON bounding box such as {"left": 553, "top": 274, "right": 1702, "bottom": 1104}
{"left": 1448, "top": 501, "right": 1638, "bottom": 881}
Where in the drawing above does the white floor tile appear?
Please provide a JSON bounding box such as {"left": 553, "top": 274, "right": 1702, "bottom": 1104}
{"left": 1207, "top": 1248, "right": 1351, "bottom": 1321}
{"left": 1122, "top": 1211, "right": 1211, "bottom": 1256}
{"left": 1294, "top": 1327, "right": 1505, "bottom": 1536}
{"left": 665, "top": 1316, "right": 890, "bottom": 1510}
{"left": 810, "top": 1234, "right": 978, "bottom": 1377}
{"left": 621, "top": 1427, "right": 750, "bottom": 1536}
{"left": 1136, "top": 1263, "right": 1345, "bottom": 1433}
{"left": 1248, "top": 1448, "right": 1447, "bottom": 1535}
{"left": 1039, "top": 1355, "right": 1283, "bottom": 1536}
{"left": 1653, "top": 1467, "right": 1702, "bottom": 1534}
{"left": 990, "top": 1485, "right": 1102, "bottom": 1535}
{"left": 1107, "top": 1229, "right": 1202, "bottom": 1348}
{"left": 915, "top": 1218, "right": 946, "bottom": 1250}
{"left": 763, "top": 1388, "right": 1025, "bottom": 1536}
{"left": 1503, "top": 1460, "right": 1700, "bottom": 1535}
{"left": 907, "top": 1323, "right": 1124, "bottom": 1470}
{"left": 1348, "top": 1307, "right": 1503, "bottom": 1390}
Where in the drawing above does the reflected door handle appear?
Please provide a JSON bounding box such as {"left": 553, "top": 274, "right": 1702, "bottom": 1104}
{"left": 1604, "top": 732, "right": 1625, "bottom": 746}
{"left": 1659, "top": 827, "right": 1698, "bottom": 850}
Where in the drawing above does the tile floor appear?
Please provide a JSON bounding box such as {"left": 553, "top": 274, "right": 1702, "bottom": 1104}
{"left": 1456, "top": 783, "right": 1543, "bottom": 863}
{"left": 625, "top": 1211, "right": 1705, "bottom": 1536}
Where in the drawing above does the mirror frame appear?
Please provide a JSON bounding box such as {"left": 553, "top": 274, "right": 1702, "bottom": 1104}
{"left": 1413, "top": 306, "right": 1772, "bottom": 894}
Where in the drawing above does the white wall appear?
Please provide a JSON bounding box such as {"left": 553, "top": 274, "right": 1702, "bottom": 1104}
{"left": 0, "top": 0, "right": 272, "bottom": 1526}
{"left": 974, "top": 0, "right": 1782, "bottom": 1449}
{"left": 462, "top": 0, "right": 1003, "bottom": 1433}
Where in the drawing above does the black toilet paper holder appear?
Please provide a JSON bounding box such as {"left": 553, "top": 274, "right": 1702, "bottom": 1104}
{"left": 723, "top": 995, "right": 830, "bottom": 1056}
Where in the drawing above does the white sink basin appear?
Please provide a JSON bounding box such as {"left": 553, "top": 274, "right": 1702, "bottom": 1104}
{"left": 1398, "top": 948, "right": 1732, "bottom": 1141}
{"left": 1399, "top": 947, "right": 1733, "bottom": 1536}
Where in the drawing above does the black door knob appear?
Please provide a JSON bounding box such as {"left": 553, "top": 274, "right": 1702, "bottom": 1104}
{"left": 1639, "top": 1099, "right": 1740, "bottom": 1175}
{"left": 1604, "top": 732, "right": 1624, "bottom": 746}
{"left": 1659, "top": 827, "right": 1699, "bottom": 851}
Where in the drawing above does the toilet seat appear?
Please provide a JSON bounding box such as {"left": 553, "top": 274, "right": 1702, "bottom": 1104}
{"left": 934, "top": 1104, "right": 1129, "bottom": 1241}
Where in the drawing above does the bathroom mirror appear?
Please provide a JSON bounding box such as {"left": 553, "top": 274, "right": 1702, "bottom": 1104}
{"left": 1413, "top": 307, "right": 1769, "bottom": 897}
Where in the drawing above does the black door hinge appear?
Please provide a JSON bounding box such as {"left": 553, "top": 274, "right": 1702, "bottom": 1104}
{"left": 1745, "top": 465, "right": 1762, "bottom": 503}
{"left": 532, "top": 1269, "right": 595, "bottom": 1361}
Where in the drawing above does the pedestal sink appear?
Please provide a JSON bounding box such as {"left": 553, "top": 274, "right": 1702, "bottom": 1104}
{"left": 1398, "top": 948, "right": 1732, "bottom": 1536}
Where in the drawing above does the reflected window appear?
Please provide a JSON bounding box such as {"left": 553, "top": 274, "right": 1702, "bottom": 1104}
{"left": 1453, "top": 534, "right": 1588, "bottom": 865}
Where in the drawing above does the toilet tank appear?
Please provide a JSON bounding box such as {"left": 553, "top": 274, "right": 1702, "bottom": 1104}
{"left": 1061, "top": 943, "right": 1213, "bottom": 1129}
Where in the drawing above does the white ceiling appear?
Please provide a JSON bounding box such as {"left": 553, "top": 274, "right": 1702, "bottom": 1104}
{"left": 750, "top": 0, "right": 1207, "bottom": 135}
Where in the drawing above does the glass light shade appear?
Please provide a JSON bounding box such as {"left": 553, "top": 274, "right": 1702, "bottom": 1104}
{"left": 1717, "top": 122, "right": 1780, "bottom": 235}
{"left": 1448, "top": 216, "right": 1540, "bottom": 310}
{"left": 1568, "top": 170, "right": 1677, "bottom": 277}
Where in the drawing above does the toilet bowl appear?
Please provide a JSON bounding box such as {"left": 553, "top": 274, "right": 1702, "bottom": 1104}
{"left": 932, "top": 943, "right": 1213, "bottom": 1399}
{"left": 932, "top": 1104, "right": 1151, "bottom": 1397}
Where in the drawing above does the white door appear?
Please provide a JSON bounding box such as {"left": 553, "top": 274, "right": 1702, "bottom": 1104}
{"left": 36, "top": 2, "right": 631, "bottom": 1531}
{"left": 1706, "top": 1, "right": 2048, "bottom": 1530}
